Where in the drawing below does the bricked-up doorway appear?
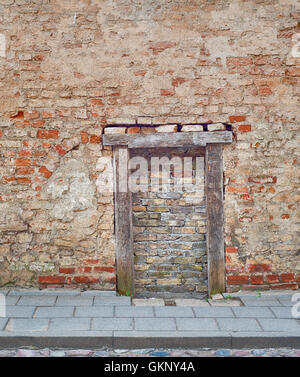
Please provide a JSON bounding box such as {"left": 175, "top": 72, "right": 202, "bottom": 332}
{"left": 131, "top": 147, "right": 207, "bottom": 298}
{"left": 103, "top": 131, "right": 232, "bottom": 297}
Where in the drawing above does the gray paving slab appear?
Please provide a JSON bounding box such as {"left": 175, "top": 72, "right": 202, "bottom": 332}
{"left": 6, "top": 318, "right": 49, "bottom": 332}
{"left": 49, "top": 318, "right": 91, "bottom": 331}
{"left": 34, "top": 306, "right": 74, "bottom": 318}
{"left": 8, "top": 290, "right": 44, "bottom": 296}
{"left": 132, "top": 298, "right": 164, "bottom": 306}
{"left": 232, "top": 307, "right": 275, "bottom": 318}
{"left": 5, "top": 296, "right": 21, "bottom": 305}
{"left": 55, "top": 296, "right": 93, "bottom": 307}
{"left": 154, "top": 306, "right": 194, "bottom": 317}
{"left": 135, "top": 318, "right": 176, "bottom": 331}
{"left": 92, "top": 318, "right": 133, "bottom": 331}
{"left": 193, "top": 307, "right": 234, "bottom": 318}
{"left": 270, "top": 307, "right": 296, "bottom": 319}
{"left": 75, "top": 306, "right": 114, "bottom": 317}
{"left": 258, "top": 318, "right": 300, "bottom": 332}
{"left": 175, "top": 299, "right": 209, "bottom": 307}
{"left": 94, "top": 296, "right": 131, "bottom": 306}
{"left": 8, "top": 289, "right": 81, "bottom": 296}
{"left": 81, "top": 290, "right": 116, "bottom": 296}
{"left": 40, "top": 290, "right": 81, "bottom": 296}
{"left": 17, "top": 296, "right": 56, "bottom": 306}
{"left": 217, "top": 318, "right": 262, "bottom": 332}
{"left": 208, "top": 299, "right": 241, "bottom": 307}
{"left": 115, "top": 306, "right": 154, "bottom": 317}
{"left": 276, "top": 298, "right": 294, "bottom": 307}
{"left": 241, "top": 297, "right": 282, "bottom": 307}
{"left": 223, "top": 290, "right": 299, "bottom": 298}
{"left": 0, "top": 319, "right": 8, "bottom": 331}
{"left": 5, "top": 306, "right": 35, "bottom": 318}
{"left": 176, "top": 318, "right": 218, "bottom": 331}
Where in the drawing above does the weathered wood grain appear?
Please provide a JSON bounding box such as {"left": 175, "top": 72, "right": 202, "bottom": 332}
{"left": 113, "top": 146, "right": 135, "bottom": 296}
{"left": 103, "top": 131, "right": 232, "bottom": 148}
{"left": 205, "top": 144, "right": 225, "bottom": 295}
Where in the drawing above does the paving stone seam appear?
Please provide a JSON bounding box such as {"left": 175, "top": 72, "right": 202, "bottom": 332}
{"left": 254, "top": 317, "right": 265, "bottom": 332}
{"left": 32, "top": 306, "right": 38, "bottom": 318}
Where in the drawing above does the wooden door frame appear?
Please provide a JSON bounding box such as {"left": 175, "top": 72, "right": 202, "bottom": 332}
{"left": 103, "top": 131, "right": 232, "bottom": 296}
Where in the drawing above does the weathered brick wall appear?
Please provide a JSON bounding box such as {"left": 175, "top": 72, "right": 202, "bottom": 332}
{"left": 131, "top": 148, "right": 207, "bottom": 298}
{"left": 0, "top": 0, "right": 299, "bottom": 291}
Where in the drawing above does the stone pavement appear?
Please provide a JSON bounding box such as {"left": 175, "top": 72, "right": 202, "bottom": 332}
{"left": 0, "top": 289, "right": 299, "bottom": 349}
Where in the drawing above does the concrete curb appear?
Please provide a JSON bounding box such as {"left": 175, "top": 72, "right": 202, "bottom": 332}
{"left": 0, "top": 332, "right": 299, "bottom": 349}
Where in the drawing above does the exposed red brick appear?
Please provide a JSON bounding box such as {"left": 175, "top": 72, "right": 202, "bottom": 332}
{"left": 90, "top": 135, "right": 101, "bottom": 144}
{"left": 280, "top": 273, "right": 295, "bottom": 282}
{"left": 285, "top": 67, "right": 300, "bottom": 76}
{"left": 266, "top": 274, "right": 280, "bottom": 283}
{"left": 24, "top": 110, "right": 39, "bottom": 120}
{"left": 89, "top": 99, "right": 104, "bottom": 106}
{"left": 248, "top": 264, "right": 271, "bottom": 273}
{"left": 42, "top": 111, "right": 55, "bottom": 118}
{"left": 80, "top": 131, "right": 89, "bottom": 144}
{"left": 229, "top": 115, "right": 246, "bottom": 123}
{"left": 10, "top": 111, "right": 24, "bottom": 119}
{"left": 16, "top": 177, "right": 31, "bottom": 184}
{"left": 37, "top": 130, "right": 59, "bottom": 139}
{"left": 32, "top": 120, "right": 45, "bottom": 128}
{"left": 77, "top": 267, "right": 92, "bottom": 273}
{"left": 38, "top": 276, "right": 65, "bottom": 284}
{"left": 15, "top": 120, "right": 30, "bottom": 128}
{"left": 226, "top": 246, "right": 238, "bottom": 254}
{"left": 227, "top": 275, "right": 249, "bottom": 285}
{"left": 54, "top": 145, "right": 67, "bottom": 156}
{"left": 59, "top": 267, "right": 75, "bottom": 274}
{"left": 248, "top": 176, "right": 277, "bottom": 184}
{"left": 14, "top": 158, "right": 31, "bottom": 167}
{"left": 172, "top": 77, "right": 185, "bottom": 87}
{"left": 93, "top": 266, "right": 115, "bottom": 273}
{"left": 73, "top": 276, "right": 99, "bottom": 284}
{"left": 39, "top": 166, "right": 52, "bottom": 178}
{"left": 134, "top": 70, "right": 147, "bottom": 76}
{"left": 19, "top": 150, "right": 32, "bottom": 157}
{"left": 83, "top": 259, "right": 99, "bottom": 265}
{"left": 226, "top": 186, "right": 248, "bottom": 193}
{"left": 160, "top": 89, "right": 174, "bottom": 96}
{"left": 259, "top": 87, "right": 272, "bottom": 95}
{"left": 250, "top": 275, "right": 264, "bottom": 285}
{"left": 16, "top": 168, "right": 34, "bottom": 175}
{"left": 281, "top": 214, "right": 290, "bottom": 219}
{"left": 104, "top": 275, "right": 116, "bottom": 284}
{"left": 127, "top": 127, "right": 140, "bottom": 134}
{"left": 149, "top": 41, "right": 176, "bottom": 55}
{"left": 270, "top": 283, "right": 298, "bottom": 290}
{"left": 238, "top": 124, "right": 251, "bottom": 132}
{"left": 239, "top": 194, "right": 253, "bottom": 201}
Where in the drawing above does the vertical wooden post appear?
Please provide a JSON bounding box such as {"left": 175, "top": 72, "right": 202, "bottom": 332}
{"left": 205, "top": 144, "right": 225, "bottom": 296}
{"left": 113, "top": 146, "right": 135, "bottom": 296}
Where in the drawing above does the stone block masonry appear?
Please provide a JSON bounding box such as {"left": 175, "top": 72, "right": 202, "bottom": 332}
{"left": 0, "top": 0, "right": 299, "bottom": 292}
{"left": 131, "top": 148, "right": 207, "bottom": 297}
